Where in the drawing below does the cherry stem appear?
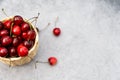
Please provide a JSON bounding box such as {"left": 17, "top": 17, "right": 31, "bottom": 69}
{"left": 1, "top": 8, "right": 9, "bottom": 17}
{"left": 29, "top": 13, "right": 40, "bottom": 24}
{"left": 35, "top": 61, "right": 48, "bottom": 63}
{"left": 55, "top": 16, "right": 59, "bottom": 27}
{"left": 35, "top": 23, "right": 50, "bottom": 33}
{"left": 34, "top": 60, "right": 48, "bottom": 69}
{"left": 39, "top": 23, "right": 50, "bottom": 32}
{"left": 36, "top": 27, "right": 39, "bottom": 33}
{"left": 27, "top": 17, "right": 38, "bottom": 21}
{"left": 27, "top": 13, "right": 40, "bottom": 21}
{"left": 10, "top": 22, "right": 14, "bottom": 37}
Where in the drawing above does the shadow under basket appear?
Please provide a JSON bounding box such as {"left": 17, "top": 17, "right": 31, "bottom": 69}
{"left": 0, "top": 17, "right": 39, "bottom": 66}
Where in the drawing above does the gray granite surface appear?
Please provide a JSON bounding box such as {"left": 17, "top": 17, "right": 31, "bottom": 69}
{"left": 0, "top": 0, "right": 120, "bottom": 80}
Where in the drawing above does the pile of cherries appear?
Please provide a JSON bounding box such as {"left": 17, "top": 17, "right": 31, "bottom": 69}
{"left": 0, "top": 15, "right": 36, "bottom": 58}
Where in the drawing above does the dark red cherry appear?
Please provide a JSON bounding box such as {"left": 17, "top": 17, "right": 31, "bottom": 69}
{"left": 23, "top": 40, "right": 34, "bottom": 49}
{"left": 12, "top": 37, "right": 19, "bottom": 47}
{"left": 22, "top": 32, "right": 27, "bottom": 39}
{"left": 0, "top": 47, "right": 8, "bottom": 57}
{"left": 21, "top": 22, "right": 30, "bottom": 32}
{"left": 0, "top": 21, "right": 4, "bottom": 30}
{"left": 17, "top": 36, "right": 22, "bottom": 43}
{"left": 8, "top": 47, "right": 17, "bottom": 57}
{"left": 17, "top": 45, "right": 28, "bottom": 57}
{"left": 3, "top": 19, "right": 12, "bottom": 29}
{"left": 12, "top": 25, "right": 21, "bottom": 35}
{"left": 27, "top": 30, "right": 36, "bottom": 40}
{"left": 53, "top": 27, "right": 61, "bottom": 36}
{"left": 13, "top": 15, "right": 23, "bottom": 25}
{"left": 0, "top": 29, "right": 9, "bottom": 36}
{"left": 1, "top": 36, "right": 12, "bottom": 46}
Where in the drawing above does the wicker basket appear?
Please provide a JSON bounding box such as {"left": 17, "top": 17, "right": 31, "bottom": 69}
{"left": 0, "top": 17, "right": 39, "bottom": 66}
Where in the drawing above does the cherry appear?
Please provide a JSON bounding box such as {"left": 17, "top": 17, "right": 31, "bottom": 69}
{"left": 13, "top": 15, "right": 23, "bottom": 25}
{"left": 27, "top": 30, "right": 36, "bottom": 40}
{"left": 1, "top": 36, "right": 12, "bottom": 46}
{"left": 22, "top": 32, "right": 27, "bottom": 39}
{"left": 0, "top": 47, "right": 8, "bottom": 57}
{"left": 21, "top": 22, "right": 30, "bottom": 32}
{"left": 48, "top": 57, "right": 57, "bottom": 66}
{"left": 3, "top": 19, "right": 12, "bottom": 29}
{"left": 17, "top": 45, "right": 28, "bottom": 57}
{"left": 23, "top": 40, "right": 34, "bottom": 49}
{"left": 8, "top": 47, "right": 17, "bottom": 57}
{"left": 12, "top": 37, "right": 20, "bottom": 47}
{"left": 12, "top": 25, "right": 21, "bottom": 35}
{"left": 0, "top": 29, "right": 9, "bottom": 36}
{"left": 53, "top": 27, "right": 61, "bottom": 36}
{"left": 17, "top": 36, "right": 22, "bottom": 43}
{"left": 0, "top": 21, "right": 4, "bottom": 30}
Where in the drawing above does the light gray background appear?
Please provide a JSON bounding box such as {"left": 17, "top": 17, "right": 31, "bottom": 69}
{"left": 0, "top": 0, "right": 120, "bottom": 80}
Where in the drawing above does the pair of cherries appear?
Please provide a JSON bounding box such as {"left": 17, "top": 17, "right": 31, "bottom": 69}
{"left": 48, "top": 25, "right": 61, "bottom": 66}
{"left": 0, "top": 15, "right": 36, "bottom": 58}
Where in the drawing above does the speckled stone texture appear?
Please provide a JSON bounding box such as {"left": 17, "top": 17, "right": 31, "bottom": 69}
{"left": 0, "top": 0, "right": 120, "bottom": 80}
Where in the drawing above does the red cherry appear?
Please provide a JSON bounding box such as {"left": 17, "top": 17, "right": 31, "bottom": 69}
{"left": 1, "top": 36, "right": 12, "bottom": 46}
{"left": 53, "top": 27, "right": 61, "bottom": 36}
{"left": 12, "top": 37, "right": 20, "bottom": 47}
{"left": 0, "top": 21, "right": 4, "bottom": 30}
{"left": 0, "top": 47, "right": 8, "bottom": 57}
{"left": 48, "top": 57, "right": 57, "bottom": 66}
{"left": 13, "top": 15, "right": 23, "bottom": 25}
{"left": 22, "top": 32, "right": 27, "bottom": 39}
{"left": 17, "top": 45, "right": 28, "bottom": 57}
{"left": 23, "top": 40, "right": 34, "bottom": 49}
{"left": 27, "top": 30, "right": 36, "bottom": 40}
{"left": 0, "top": 29, "right": 9, "bottom": 36}
{"left": 12, "top": 25, "right": 21, "bottom": 35}
{"left": 8, "top": 47, "right": 17, "bottom": 57}
{"left": 3, "top": 19, "right": 12, "bottom": 29}
{"left": 21, "top": 22, "right": 30, "bottom": 32}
